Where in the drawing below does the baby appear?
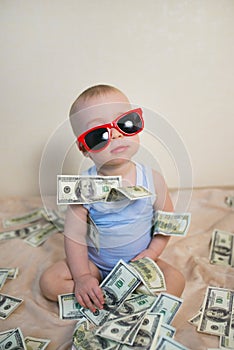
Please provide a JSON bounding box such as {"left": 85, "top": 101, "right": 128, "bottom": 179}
{"left": 40, "top": 84, "right": 185, "bottom": 312}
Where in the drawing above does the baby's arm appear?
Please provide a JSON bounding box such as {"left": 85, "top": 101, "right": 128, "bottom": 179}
{"left": 131, "top": 170, "right": 173, "bottom": 261}
{"left": 64, "top": 205, "right": 104, "bottom": 312}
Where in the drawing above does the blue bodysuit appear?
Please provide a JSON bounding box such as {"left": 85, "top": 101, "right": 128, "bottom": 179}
{"left": 83, "top": 163, "right": 156, "bottom": 279}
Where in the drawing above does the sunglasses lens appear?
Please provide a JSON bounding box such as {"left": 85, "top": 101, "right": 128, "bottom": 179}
{"left": 117, "top": 112, "right": 143, "bottom": 134}
{"left": 85, "top": 128, "right": 109, "bottom": 151}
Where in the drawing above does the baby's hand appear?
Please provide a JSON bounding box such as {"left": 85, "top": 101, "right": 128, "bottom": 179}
{"left": 131, "top": 248, "right": 158, "bottom": 262}
{"left": 74, "top": 274, "right": 104, "bottom": 312}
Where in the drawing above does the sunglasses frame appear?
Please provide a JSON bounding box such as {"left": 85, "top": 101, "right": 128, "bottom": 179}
{"left": 77, "top": 108, "right": 144, "bottom": 153}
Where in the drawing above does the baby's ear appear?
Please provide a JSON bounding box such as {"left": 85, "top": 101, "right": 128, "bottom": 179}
{"left": 77, "top": 141, "right": 89, "bottom": 157}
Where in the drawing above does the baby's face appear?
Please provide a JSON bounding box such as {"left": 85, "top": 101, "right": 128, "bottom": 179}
{"left": 75, "top": 91, "right": 141, "bottom": 168}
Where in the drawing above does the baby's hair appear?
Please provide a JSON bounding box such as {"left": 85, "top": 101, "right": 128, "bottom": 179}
{"left": 69, "top": 84, "right": 123, "bottom": 116}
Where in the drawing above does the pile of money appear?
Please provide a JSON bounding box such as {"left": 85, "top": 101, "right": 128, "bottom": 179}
{"left": 58, "top": 258, "right": 189, "bottom": 350}
{"left": 209, "top": 229, "right": 234, "bottom": 268}
{"left": 0, "top": 328, "right": 50, "bottom": 349}
{"left": 188, "top": 286, "right": 234, "bottom": 349}
{"left": 0, "top": 208, "right": 65, "bottom": 247}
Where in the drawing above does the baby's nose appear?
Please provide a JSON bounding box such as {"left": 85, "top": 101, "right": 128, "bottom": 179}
{"left": 110, "top": 127, "right": 123, "bottom": 139}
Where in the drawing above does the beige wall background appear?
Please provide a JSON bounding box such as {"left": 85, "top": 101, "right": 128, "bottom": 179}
{"left": 1, "top": 0, "right": 234, "bottom": 197}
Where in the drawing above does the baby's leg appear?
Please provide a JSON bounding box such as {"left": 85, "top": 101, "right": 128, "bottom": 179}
{"left": 156, "top": 259, "right": 185, "bottom": 297}
{"left": 39, "top": 259, "right": 101, "bottom": 301}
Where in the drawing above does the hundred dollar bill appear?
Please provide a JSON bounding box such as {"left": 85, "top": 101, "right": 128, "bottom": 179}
{"left": 2, "top": 208, "right": 43, "bottom": 228}
{"left": 0, "top": 271, "right": 8, "bottom": 290}
{"left": 107, "top": 293, "right": 157, "bottom": 321}
{"left": 106, "top": 186, "right": 152, "bottom": 202}
{"left": 58, "top": 293, "right": 83, "bottom": 320}
{"left": 153, "top": 210, "right": 191, "bottom": 237}
{"left": 130, "top": 257, "right": 166, "bottom": 294}
{"left": 24, "top": 336, "right": 51, "bottom": 349}
{"left": 0, "top": 293, "right": 23, "bottom": 319}
{"left": 96, "top": 310, "right": 147, "bottom": 345}
{"left": 81, "top": 259, "right": 141, "bottom": 326}
{"left": 156, "top": 335, "right": 189, "bottom": 350}
{"left": 0, "top": 267, "right": 19, "bottom": 279}
{"left": 209, "top": 229, "right": 234, "bottom": 267}
{"left": 118, "top": 313, "right": 163, "bottom": 350}
{"left": 198, "top": 286, "right": 234, "bottom": 336}
{"left": 0, "top": 223, "right": 42, "bottom": 241}
{"left": 25, "top": 223, "right": 58, "bottom": 247}
{"left": 0, "top": 328, "right": 26, "bottom": 349}
{"left": 149, "top": 293, "right": 183, "bottom": 324}
{"left": 57, "top": 175, "right": 121, "bottom": 204}
{"left": 225, "top": 196, "right": 234, "bottom": 208}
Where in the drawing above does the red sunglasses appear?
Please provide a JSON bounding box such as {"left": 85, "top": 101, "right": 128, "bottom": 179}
{"left": 77, "top": 108, "right": 144, "bottom": 153}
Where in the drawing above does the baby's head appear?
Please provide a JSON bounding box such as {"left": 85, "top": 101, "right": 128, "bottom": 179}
{"left": 69, "top": 84, "right": 130, "bottom": 135}
{"left": 69, "top": 84, "right": 143, "bottom": 168}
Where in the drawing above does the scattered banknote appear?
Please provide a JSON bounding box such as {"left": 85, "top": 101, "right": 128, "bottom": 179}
{"left": 0, "top": 293, "right": 23, "bottom": 319}
{"left": 24, "top": 336, "right": 51, "bottom": 349}
{"left": 0, "top": 223, "right": 42, "bottom": 241}
{"left": 197, "top": 286, "right": 234, "bottom": 336}
{"left": 209, "top": 229, "right": 234, "bottom": 267}
{"left": 149, "top": 293, "right": 183, "bottom": 324}
{"left": 0, "top": 271, "right": 8, "bottom": 290}
{"left": 25, "top": 223, "right": 58, "bottom": 247}
{"left": 81, "top": 259, "right": 141, "bottom": 326}
{"left": 57, "top": 175, "right": 121, "bottom": 204}
{"left": 225, "top": 196, "right": 234, "bottom": 208}
{"left": 156, "top": 335, "right": 189, "bottom": 349}
{"left": 130, "top": 257, "right": 166, "bottom": 294}
{"left": 58, "top": 293, "right": 83, "bottom": 320}
{"left": 2, "top": 208, "right": 44, "bottom": 228}
{"left": 153, "top": 210, "right": 191, "bottom": 237}
{"left": 0, "top": 328, "right": 26, "bottom": 349}
{"left": 105, "top": 185, "right": 152, "bottom": 202}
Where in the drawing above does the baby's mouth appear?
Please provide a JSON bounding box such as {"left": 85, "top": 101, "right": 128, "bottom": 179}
{"left": 110, "top": 145, "right": 129, "bottom": 154}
